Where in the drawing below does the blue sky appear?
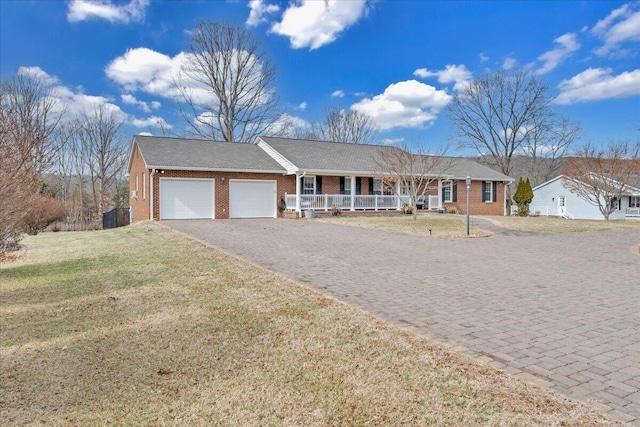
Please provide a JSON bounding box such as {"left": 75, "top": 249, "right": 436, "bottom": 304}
{"left": 1, "top": 0, "right": 639, "bottom": 154}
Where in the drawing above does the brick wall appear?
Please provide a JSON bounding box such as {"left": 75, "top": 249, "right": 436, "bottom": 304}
{"left": 437, "top": 180, "right": 505, "bottom": 216}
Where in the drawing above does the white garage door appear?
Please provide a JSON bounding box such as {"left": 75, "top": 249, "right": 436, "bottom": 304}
{"left": 229, "top": 180, "right": 277, "bottom": 219}
{"left": 160, "top": 178, "right": 214, "bottom": 220}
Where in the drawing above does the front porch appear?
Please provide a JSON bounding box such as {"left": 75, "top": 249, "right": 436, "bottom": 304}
{"left": 284, "top": 193, "right": 442, "bottom": 213}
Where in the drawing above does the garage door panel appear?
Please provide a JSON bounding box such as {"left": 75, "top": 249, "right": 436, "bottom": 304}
{"left": 160, "top": 179, "right": 214, "bottom": 220}
{"left": 229, "top": 180, "right": 276, "bottom": 219}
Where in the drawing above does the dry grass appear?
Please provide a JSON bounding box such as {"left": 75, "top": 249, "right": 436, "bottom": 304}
{"left": 480, "top": 215, "right": 640, "bottom": 233}
{"left": 0, "top": 223, "right": 621, "bottom": 426}
{"left": 318, "top": 214, "right": 490, "bottom": 238}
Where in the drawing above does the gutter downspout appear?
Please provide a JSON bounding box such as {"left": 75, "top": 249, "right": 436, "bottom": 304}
{"left": 150, "top": 169, "right": 155, "bottom": 221}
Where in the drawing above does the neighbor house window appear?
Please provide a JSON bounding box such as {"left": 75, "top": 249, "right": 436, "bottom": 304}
{"left": 142, "top": 172, "right": 146, "bottom": 199}
{"left": 442, "top": 181, "right": 452, "bottom": 203}
{"left": 303, "top": 176, "right": 315, "bottom": 194}
{"left": 630, "top": 196, "right": 640, "bottom": 208}
{"left": 483, "top": 181, "right": 493, "bottom": 202}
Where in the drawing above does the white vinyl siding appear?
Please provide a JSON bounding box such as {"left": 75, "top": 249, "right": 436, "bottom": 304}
{"left": 229, "top": 180, "right": 277, "bottom": 219}
{"left": 160, "top": 178, "right": 214, "bottom": 220}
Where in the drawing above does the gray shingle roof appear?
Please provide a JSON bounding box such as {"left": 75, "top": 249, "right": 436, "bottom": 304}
{"left": 436, "top": 156, "right": 513, "bottom": 181}
{"left": 258, "top": 136, "right": 389, "bottom": 174}
{"left": 259, "top": 137, "right": 512, "bottom": 181}
{"left": 132, "top": 135, "right": 286, "bottom": 173}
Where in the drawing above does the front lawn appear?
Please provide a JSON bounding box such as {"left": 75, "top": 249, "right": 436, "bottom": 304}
{"left": 0, "top": 224, "right": 619, "bottom": 426}
{"left": 480, "top": 215, "right": 640, "bottom": 233}
{"left": 317, "top": 214, "right": 489, "bottom": 237}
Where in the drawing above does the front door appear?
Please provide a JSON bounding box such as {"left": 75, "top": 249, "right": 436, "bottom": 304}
{"left": 557, "top": 196, "right": 566, "bottom": 216}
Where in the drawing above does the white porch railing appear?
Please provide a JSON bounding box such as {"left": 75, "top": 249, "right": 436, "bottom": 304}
{"left": 626, "top": 207, "right": 640, "bottom": 218}
{"left": 531, "top": 206, "right": 551, "bottom": 216}
{"left": 285, "top": 193, "right": 414, "bottom": 211}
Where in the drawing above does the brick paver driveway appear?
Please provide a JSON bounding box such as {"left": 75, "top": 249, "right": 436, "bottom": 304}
{"left": 166, "top": 219, "right": 640, "bottom": 425}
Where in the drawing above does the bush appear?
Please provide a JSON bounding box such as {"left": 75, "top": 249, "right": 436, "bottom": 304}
{"left": 445, "top": 206, "right": 458, "bottom": 214}
{"left": 331, "top": 206, "right": 342, "bottom": 216}
{"left": 402, "top": 204, "right": 413, "bottom": 214}
{"left": 22, "top": 195, "right": 67, "bottom": 235}
{"left": 513, "top": 177, "right": 534, "bottom": 217}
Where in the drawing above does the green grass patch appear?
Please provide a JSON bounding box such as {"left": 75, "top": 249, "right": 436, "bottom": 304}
{"left": 0, "top": 223, "right": 618, "bottom": 426}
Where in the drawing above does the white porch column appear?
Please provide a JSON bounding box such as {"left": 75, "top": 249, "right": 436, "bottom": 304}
{"left": 295, "top": 173, "right": 302, "bottom": 217}
{"left": 437, "top": 180, "right": 443, "bottom": 210}
{"left": 350, "top": 175, "right": 356, "bottom": 211}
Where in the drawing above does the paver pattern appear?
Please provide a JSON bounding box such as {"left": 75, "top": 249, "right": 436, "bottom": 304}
{"left": 166, "top": 219, "right": 640, "bottom": 425}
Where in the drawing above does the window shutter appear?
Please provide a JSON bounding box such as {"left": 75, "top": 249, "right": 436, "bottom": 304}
{"left": 482, "top": 182, "right": 486, "bottom": 202}
{"left": 299, "top": 176, "right": 304, "bottom": 192}
{"left": 316, "top": 176, "right": 322, "bottom": 194}
{"left": 442, "top": 186, "right": 446, "bottom": 202}
{"left": 368, "top": 178, "right": 374, "bottom": 195}
{"left": 492, "top": 182, "right": 497, "bottom": 202}
{"left": 453, "top": 181, "right": 458, "bottom": 202}
{"left": 356, "top": 177, "right": 362, "bottom": 195}
{"left": 339, "top": 177, "right": 345, "bottom": 195}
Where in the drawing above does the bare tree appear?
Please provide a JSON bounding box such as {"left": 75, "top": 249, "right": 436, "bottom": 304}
{"left": 377, "top": 144, "right": 452, "bottom": 221}
{"left": 522, "top": 116, "right": 581, "bottom": 185}
{"left": 564, "top": 141, "right": 640, "bottom": 220}
{"left": 75, "top": 106, "right": 128, "bottom": 219}
{"left": 312, "top": 106, "right": 378, "bottom": 144}
{"left": 178, "top": 20, "right": 281, "bottom": 142}
{"left": 0, "top": 72, "right": 63, "bottom": 253}
{"left": 448, "top": 69, "right": 559, "bottom": 211}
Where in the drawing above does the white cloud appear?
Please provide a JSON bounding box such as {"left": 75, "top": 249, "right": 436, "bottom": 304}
{"left": 261, "top": 113, "right": 311, "bottom": 138}
{"left": 537, "top": 32, "right": 581, "bottom": 75}
{"left": 502, "top": 57, "right": 517, "bottom": 70}
{"left": 351, "top": 80, "right": 451, "bottom": 130}
{"left": 331, "top": 89, "right": 345, "bottom": 98}
{"left": 121, "top": 93, "right": 159, "bottom": 112}
{"left": 130, "top": 116, "right": 172, "bottom": 129}
{"left": 17, "top": 66, "right": 61, "bottom": 86}
{"left": 17, "top": 66, "right": 127, "bottom": 121}
{"left": 298, "top": 101, "right": 308, "bottom": 110}
{"left": 554, "top": 67, "right": 640, "bottom": 104}
{"left": 105, "top": 47, "right": 212, "bottom": 104}
{"left": 479, "top": 52, "right": 489, "bottom": 63}
{"left": 413, "top": 64, "right": 472, "bottom": 92}
{"left": 270, "top": 0, "right": 369, "bottom": 50}
{"left": 381, "top": 137, "right": 405, "bottom": 146}
{"left": 246, "top": 0, "right": 280, "bottom": 27}
{"left": 67, "top": 0, "right": 149, "bottom": 24}
{"left": 591, "top": 3, "right": 640, "bottom": 56}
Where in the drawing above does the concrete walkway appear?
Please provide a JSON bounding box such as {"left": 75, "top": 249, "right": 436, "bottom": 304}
{"left": 166, "top": 219, "right": 640, "bottom": 425}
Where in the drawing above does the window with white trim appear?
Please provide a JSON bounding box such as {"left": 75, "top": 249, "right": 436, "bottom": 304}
{"left": 373, "top": 178, "right": 382, "bottom": 195}
{"left": 303, "top": 176, "right": 315, "bottom": 194}
{"left": 344, "top": 178, "right": 352, "bottom": 194}
{"left": 143, "top": 172, "right": 146, "bottom": 199}
{"left": 483, "top": 181, "right": 493, "bottom": 202}
{"left": 630, "top": 196, "right": 640, "bottom": 208}
{"left": 442, "top": 180, "right": 452, "bottom": 202}
{"left": 135, "top": 175, "right": 139, "bottom": 193}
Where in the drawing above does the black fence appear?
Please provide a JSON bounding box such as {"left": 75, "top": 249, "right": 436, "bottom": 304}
{"left": 102, "top": 208, "right": 130, "bottom": 229}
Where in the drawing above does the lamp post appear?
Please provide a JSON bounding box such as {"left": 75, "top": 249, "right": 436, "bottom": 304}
{"left": 466, "top": 176, "right": 471, "bottom": 235}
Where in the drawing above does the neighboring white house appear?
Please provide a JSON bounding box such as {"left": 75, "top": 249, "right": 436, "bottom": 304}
{"left": 531, "top": 175, "right": 640, "bottom": 220}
